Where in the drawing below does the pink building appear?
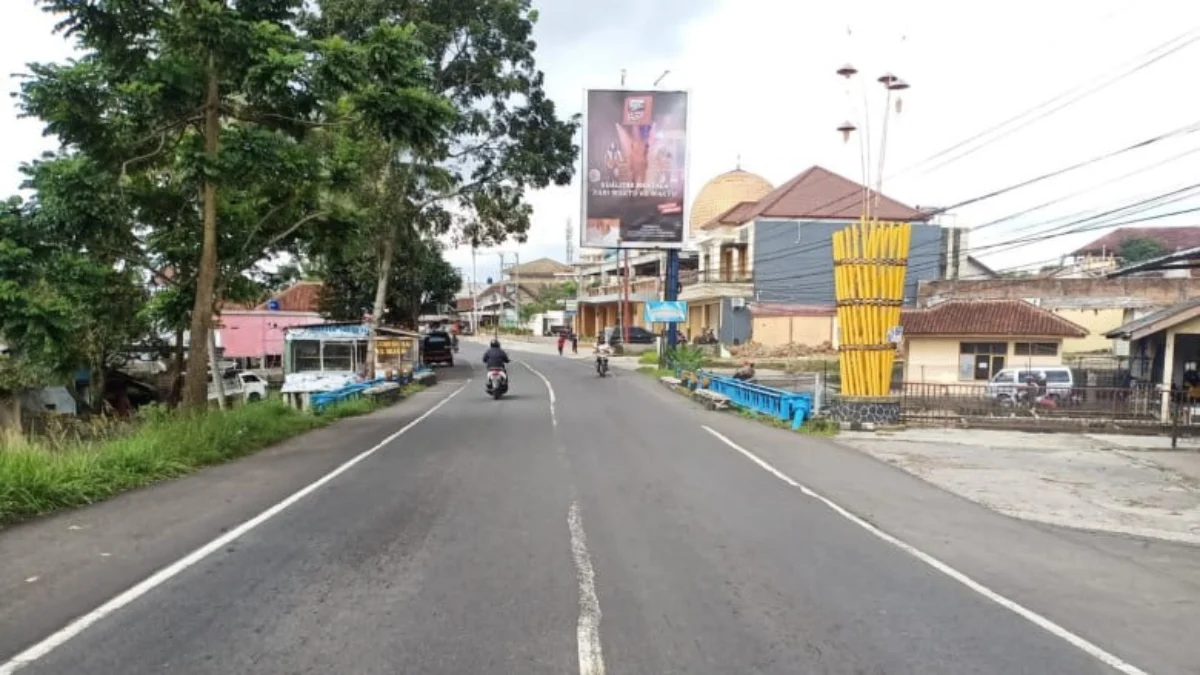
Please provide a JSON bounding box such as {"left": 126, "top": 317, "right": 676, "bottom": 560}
{"left": 216, "top": 311, "right": 323, "bottom": 367}
{"left": 215, "top": 281, "right": 326, "bottom": 367}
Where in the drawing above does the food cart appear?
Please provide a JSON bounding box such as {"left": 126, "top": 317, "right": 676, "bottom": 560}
{"left": 280, "top": 322, "right": 420, "bottom": 410}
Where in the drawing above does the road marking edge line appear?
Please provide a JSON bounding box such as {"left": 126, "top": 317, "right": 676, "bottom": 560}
{"left": 700, "top": 424, "right": 1151, "bottom": 675}
{"left": 0, "top": 381, "right": 469, "bottom": 674}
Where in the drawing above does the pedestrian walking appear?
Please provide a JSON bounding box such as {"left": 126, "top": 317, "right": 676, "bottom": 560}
{"left": 570, "top": 332, "right": 578, "bottom": 354}
{"left": 556, "top": 331, "right": 566, "bottom": 356}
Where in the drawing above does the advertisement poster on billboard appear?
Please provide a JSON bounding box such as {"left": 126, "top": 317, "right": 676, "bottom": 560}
{"left": 581, "top": 89, "right": 689, "bottom": 250}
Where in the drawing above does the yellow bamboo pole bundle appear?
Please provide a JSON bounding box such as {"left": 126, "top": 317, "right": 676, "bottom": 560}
{"left": 832, "top": 218, "right": 911, "bottom": 398}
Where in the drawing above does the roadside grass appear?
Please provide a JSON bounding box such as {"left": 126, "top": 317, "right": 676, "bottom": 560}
{"left": 0, "top": 384, "right": 429, "bottom": 526}
{"left": 734, "top": 408, "right": 840, "bottom": 437}
{"left": 637, "top": 350, "right": 660, "bottom": 365}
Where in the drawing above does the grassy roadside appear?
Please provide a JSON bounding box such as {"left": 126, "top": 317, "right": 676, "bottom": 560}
{"left": 0, "top": 383, "right": 428, "bottom": 526}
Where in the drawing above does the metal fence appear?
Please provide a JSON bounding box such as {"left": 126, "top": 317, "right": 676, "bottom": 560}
{"left": 895, "top": 381, "right": 1200, "bottom": 438}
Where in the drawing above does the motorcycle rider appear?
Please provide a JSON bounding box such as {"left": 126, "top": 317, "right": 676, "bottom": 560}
{"left": 482, "top": 338, "right": 510, "bottom": 391}
{"left": 593, "top": 335, "right": 613, "bottom": 373}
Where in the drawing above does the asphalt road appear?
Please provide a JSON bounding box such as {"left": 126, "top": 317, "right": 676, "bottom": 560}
{"left": 4, "top": 344, "right": 1194, "bottom": 674}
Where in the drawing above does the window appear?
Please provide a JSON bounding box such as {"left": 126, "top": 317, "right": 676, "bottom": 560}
{"left": 991, "top": 370, "right": 1015, "bottom": 383}
{"left": 356, "top": 341, "right": 368, "bottom": 369}
{"left": 1045, "top": 370, "right": 1071, "bottom": 384}
{"left": 265, "top": 354, "right": 282, "bottom": 369}
{"left": 959, "top": 342, "right": 1007, "bottom": 381}
{"left": 292, "top": 341, "right": 322, "bottom": 372}
{"left": 241, "top": 373, "right": 262, "bottom": 383}
{"left": 1014, "top": 342, "right": 1058, "bottom": 357}
{"left": 322, "top": 342, "right": 354, "bottom": 371}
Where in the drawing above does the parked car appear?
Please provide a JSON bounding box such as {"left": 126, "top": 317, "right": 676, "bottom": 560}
{"left": 199, "top": 370, "right": 269, "bottom": 403}
{"left": 238, "top": 371, "right": 268, "bottom": 402}
{"left": 604, "top": 325, "right": 657, "bottom": 345}
{"left": 985, "top": 366, "right": 1076, "bottom": 403}
{"left": 422, "top": 330, "right": 455, "bottom": 367}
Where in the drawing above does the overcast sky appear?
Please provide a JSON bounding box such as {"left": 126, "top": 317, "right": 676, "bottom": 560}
{"left": 4, "top": 0, "right": 1200, "bottom": 286}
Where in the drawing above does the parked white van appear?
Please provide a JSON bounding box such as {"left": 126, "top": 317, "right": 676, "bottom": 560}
{"left": 985, "top": 366, "right": 1076, "bottom": 403}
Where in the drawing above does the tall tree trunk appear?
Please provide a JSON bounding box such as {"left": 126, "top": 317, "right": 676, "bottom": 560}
{"left": 366, "top": 226, "right": 396, "bottom": 380}
{"left": 184, "top": 58, "right": 221, "bottom": 408}
{"left": 0, "top": 393, "right": 22, "bottom": 442}
{"left": 168, "top": 329, "right": 185, "bottom": 408}
{"left": 92, "top": 359, "right": 107, "bottom": 416}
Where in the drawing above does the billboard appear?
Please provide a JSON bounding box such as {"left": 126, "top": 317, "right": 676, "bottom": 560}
{"left": 581, "top": 89, "right": 689, "bottom": 250}
{"left": 644, "top": 301, "right": 688, "bottom": 323}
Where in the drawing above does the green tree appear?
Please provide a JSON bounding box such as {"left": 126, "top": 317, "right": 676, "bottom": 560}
{"left": 1117, "top": 236, "right": 1167, "bottom": 264}
{"left": 519, "top": 282, "right": 577, "bottom": 322}
{"left": 0, "top": 199, "right": 68, "bottom": 426}
{"left": 305, "top": 0, "right": 578, "bottom": 370}
{"left": 21, "top": 0, "right": 454, "bottom": 407}
{"left": 319, "top": 232, "right": 461, "bottom": 328}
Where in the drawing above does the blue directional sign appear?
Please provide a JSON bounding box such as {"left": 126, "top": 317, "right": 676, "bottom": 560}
{"left": 644, "top": 300, "right": 688, "bottom": 323}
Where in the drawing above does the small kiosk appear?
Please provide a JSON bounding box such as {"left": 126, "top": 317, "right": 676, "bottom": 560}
{"left": 280, "top": 322, "right": 420, "bottom": 410}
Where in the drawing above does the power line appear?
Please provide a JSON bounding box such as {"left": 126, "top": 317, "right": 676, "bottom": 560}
{"left": 748, "top": 188, "right": 1200, "bottom": 290}
{"left": 743, "top": 120, "right": 1200, "bottom": 271}
{"left": 899, "top": 27, "right": 1200, "bottom": 178}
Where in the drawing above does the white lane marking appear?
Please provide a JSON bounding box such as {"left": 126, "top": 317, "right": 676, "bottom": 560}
{"left": 522, "top": 359, "right": 604, "bottom": 673}
{"left": 700, "top": 425, "right": 1152, "bottom": 675}
{"left": 569, "top": 501, "right": 606, "bottom": 675}
{"left": 520, "top": 360, "right": 556, "bottom": 427}
{"left": 0, "top": 383, "right": 469, "bottom": 675}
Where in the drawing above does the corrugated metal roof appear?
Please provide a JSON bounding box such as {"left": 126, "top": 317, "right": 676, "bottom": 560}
{"left": 1104, "top": 296, "right": 1200, "bottom": 339}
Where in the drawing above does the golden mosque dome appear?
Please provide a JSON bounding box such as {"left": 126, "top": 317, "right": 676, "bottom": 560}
{"left": 688, "top": 168, "right": 774, "bottom": 234}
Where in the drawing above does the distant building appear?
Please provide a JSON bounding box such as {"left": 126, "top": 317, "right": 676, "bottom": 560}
{"left": 682, "top": 165, "right": 965, "bottom": 347}
{"left": 1060, "top": 226, "right": 1200, "bottom": 278}
{"left": 215, "top": 281, "right": 325, "bottom": 369}
{"left": 504, "top": 257, "right": 574, "bottom": 287}
{"left": 900, "top": 299, "right": 1088, "bottom": 384}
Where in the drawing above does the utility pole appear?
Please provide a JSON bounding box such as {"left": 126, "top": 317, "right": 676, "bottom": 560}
{"left": 471, "top": 244, "right": 479, "bottom": 334}
{"left": 207, "top": 328, "right": 226, "bottom": 410}
{"left": 497, "top": 251, "right": 521, "bottom": 334}
{"left": 496, "top": 252, "right": 506, "bottom": 337}
{"left": 664, "top": 248, "right": 680, "bottom": 349}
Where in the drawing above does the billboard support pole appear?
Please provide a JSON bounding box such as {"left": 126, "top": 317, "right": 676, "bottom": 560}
{"left": 622, "top": 248, "right": 631, "bottom": 344}
{"left": 664, "top": 249, "right": 680, "bottom": 350}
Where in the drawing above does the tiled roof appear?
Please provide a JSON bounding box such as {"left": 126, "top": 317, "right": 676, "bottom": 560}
{"left": 744, "top": 166, "right": 930, "bottom": 222}
{"left": 508, "top": 257, "right": 572, "bottom": 277}
{"left": 477, "top": 282, "right": 538, "bottom": 300}
{"left": 902, "top": 300, "right": 1087, "bottom": 338}
{"left": 1073, "top": 226, "right": 1200, "bottom": 257}
{"left": 256, "top": 281, "right": 323, "bottom": 313}
{"left": 699, "top": 201, "right": 760, "bottom": 230}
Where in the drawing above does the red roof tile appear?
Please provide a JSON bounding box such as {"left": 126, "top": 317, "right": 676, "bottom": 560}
{"left": 744, "top": 166, "right": 930, "bottom": 222}
{"left": 901, "top": 300, "right": 1087, "bottom": 338}
{"left": 1072, "top": 226, "right": 1200, "bottom": 257}
{"left": 699, "top": 201, "right": 760, "bottom": 231}
{"left": 256, "top": 281, "right": 323, "bottom": 313}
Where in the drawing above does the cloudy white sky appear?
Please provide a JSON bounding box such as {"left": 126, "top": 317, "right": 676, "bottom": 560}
{"left": 4, "top": 0, "right": 1200, "bottom": 285}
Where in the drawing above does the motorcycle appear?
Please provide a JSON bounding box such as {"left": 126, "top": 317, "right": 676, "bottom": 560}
{"left": 595, "top": 354, "right": 609, "bottom": 377}
{"left": 486, "top": 368, "right": 508, "bottom": 399}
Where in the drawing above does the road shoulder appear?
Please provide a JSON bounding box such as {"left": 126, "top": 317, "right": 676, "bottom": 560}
{"left": 837, "top": 427, "right": 1200, "bottom": 544}
{"left": 619, "top": 371, "right": 1200, "bottom": 675}
{"left": 0, "top": 382, "right": 460, "bottom": 661}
